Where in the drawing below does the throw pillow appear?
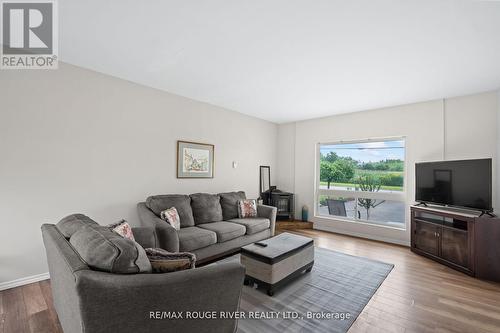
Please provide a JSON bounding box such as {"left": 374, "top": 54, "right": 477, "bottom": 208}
{"left": 108, "top": 220, "right": 135, "bottom": 241}
{"left": 160, "top": 207, "right": 181, "bottom": 230}
{"left": 238, "top": 199, "right": 258, "bottom": 218}
{"left": 145, "top": 248, "right": 196, "bottom": 273}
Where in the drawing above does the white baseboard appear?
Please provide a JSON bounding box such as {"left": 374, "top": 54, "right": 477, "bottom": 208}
{"left": 0, "top": 272, "right": 50, "bottom": 291}
{"left": 313, "top": 221, "right": 410, "bottom": 247}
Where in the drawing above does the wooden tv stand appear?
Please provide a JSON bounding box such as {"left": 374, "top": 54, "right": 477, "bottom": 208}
{"left": 410, "top": 205, "right": 500, "bottom": 281}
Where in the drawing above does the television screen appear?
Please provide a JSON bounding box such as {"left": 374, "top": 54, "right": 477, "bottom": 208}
{"left": 415, "top": 159, "right": 492, "bottom": 211}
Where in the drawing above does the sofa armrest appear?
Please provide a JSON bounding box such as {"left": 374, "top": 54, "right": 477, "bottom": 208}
{"left": 137, "top": 202, "right": 179, "bottom": 252}
{"left": 132, "top": 227, "right": 157, "bottom": 249}
{"left": 257, "top": 204, "right": 277, "bottom": 236}
{"left": 75, "top": 262, "right": 245, "bottom": 333}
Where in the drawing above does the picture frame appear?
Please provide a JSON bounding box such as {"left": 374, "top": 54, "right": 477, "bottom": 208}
{"left": 177, "top": 141, "right": 215, "bottom": 178}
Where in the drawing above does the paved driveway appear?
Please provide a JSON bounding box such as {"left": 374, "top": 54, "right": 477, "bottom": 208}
{"left": 318, "top": 200, "right": 406, "bottom": 228}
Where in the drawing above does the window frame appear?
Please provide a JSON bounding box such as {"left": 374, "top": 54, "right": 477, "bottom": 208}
{"left": 314, "top": 137, "right": 407, "bottom": 230}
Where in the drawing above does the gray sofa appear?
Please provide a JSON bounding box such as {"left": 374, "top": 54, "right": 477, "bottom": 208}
{"left": 138, "top": 191, "right": 277, "bottom": 263}
{"left": 42, "top": 214, "right": 245, "bottom": 333}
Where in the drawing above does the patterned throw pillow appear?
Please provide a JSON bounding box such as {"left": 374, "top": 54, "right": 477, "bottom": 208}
{"left": 108, "top": 220, "right": 135, "bottom": 241}
{"left": 145, "top": 248, "right": 196, "bottom": 273}
{"left": 238, "top": 199, "right": 258, "bottom": 218}
{"left": 160, "top": 207, "right": 181, "bottom": 230}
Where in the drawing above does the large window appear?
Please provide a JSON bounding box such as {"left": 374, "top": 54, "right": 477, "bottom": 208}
{"left": 316, "top": 139, "right": 406, "bottom": 229}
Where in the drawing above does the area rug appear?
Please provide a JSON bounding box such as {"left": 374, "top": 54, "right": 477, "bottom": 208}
{"left": 220, "top": 247, "right": 394, "bottom": 333}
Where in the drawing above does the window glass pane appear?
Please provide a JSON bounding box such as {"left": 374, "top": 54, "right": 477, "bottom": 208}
{"left": 317, "top": 139, "right": 406, "bottom": 229}
{"left": 320, "top": 140, "right": 405, "bottom": 193}
{"left": 318, "top": 195, "right": 356, "bottom": 219}
{"left": 356, "top": 198, "right": 405, "bottom": 228}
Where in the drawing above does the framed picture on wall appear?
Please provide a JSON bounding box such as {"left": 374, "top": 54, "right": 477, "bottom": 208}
{"left": 177, "top": 141, "right": 215, "bottom": 178}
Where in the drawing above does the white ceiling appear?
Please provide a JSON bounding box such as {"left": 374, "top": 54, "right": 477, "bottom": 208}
{"left": 60, "top": 1, "right": 500, "bottom": 123}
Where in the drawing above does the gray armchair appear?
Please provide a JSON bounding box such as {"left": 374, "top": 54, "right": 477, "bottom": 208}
{"left": 42, "top": 223, "right": 245, "bottom": 333}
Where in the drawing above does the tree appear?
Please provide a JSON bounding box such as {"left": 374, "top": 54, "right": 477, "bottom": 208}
{"left": 356, "top": 174, "right": 385, "bottom": 219}
{"left": 320, "top": 159, "right": 356, "bottom": 189}
{"left": 320, "top": 161, "right": 339, "bottom": 189}
{"left": 321, "top": 151, "right": 339, "bottom": 163}
{"left": 362, "top": 162, "right": 375, "bottom": 170}
{"left": 334, "top": 158, "right": 356, "bottom": 181}
{"left": 360, "top": 159, "right": 404, "bottom": 172}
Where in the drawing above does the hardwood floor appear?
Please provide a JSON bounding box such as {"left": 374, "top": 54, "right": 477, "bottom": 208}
{"left": 1, "top": 229, "right": 500, "bottom": 333}
{"left": 0, "top": 279, "right": 63, "bottom": 333}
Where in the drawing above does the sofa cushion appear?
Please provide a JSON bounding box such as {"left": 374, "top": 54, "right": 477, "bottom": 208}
{"left": 70, "top": 224, "right": 152, "bottom": 274}
{"left": 146, "top": 195, "right": 195, "bottom": 227}
{"left": 56, "top": 214, "right": 98, "bottom": 238}
{"left": 178, "top": 227, "right": 217, "bottom": 252}
{"left": 197, "top": 222, "right": 246, "bottom": 243}
{"left": 219, "top": 191, "right": 246, "bottom": 220}
{"left": 228, "top": 218, "right": 271, "bottom": 235}
{"left": 190, "top": 193, "right": 223, "bottom": 224}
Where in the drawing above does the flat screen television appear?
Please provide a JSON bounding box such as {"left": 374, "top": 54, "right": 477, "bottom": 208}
{"left": 415, "top": 158, "right": 492, "bottom": 212}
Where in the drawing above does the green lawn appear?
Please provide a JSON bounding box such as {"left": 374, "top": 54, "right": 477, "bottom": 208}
{"left": 319, "top": 169, "right": 404, "bottom": 191}
{"left": 319, "top": 181, "right": 403, "bottom": 191}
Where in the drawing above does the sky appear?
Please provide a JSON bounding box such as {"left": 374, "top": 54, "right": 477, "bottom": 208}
{"left": 320, "top": 140, "right": 405, "bottom": 163}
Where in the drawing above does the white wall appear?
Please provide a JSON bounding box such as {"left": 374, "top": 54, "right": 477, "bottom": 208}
{"left": 498, "top": 90, "right": 500, "bottom": 210}
{"left": 445, "top": 94, "right": 498, "bottom": 163}
{"left": 276, "top": 123, "right": 296, "bottom": 193}
{"left": 0, "top": 63, "right": 277, "bottom": 284}
{"left": 278, "top": 91, "right": 498, "bottom": 245}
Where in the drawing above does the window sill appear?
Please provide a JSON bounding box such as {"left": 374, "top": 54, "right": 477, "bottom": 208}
{"left": 314, "top": 214, "right": 407, "bottom": 231}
